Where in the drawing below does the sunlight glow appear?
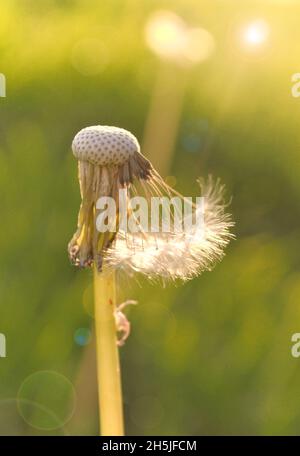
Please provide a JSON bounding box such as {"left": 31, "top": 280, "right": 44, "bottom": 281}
{"left": 145, "top": 10, "right": 214, "bottom": 64}
{"left": 243, "top": 20, "right": 270, "bottom": 47}
{"left": 145, "top": 11, "right": 187, "bottom": 60}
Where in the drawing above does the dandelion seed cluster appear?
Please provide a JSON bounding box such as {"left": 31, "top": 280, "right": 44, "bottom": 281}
{"left": 68, "top": 125, "right": 234, "bottom": 280}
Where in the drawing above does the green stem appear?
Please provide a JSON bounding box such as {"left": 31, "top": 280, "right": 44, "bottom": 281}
{"left": 94, "top": 267, "right": 124, "bottom": 436}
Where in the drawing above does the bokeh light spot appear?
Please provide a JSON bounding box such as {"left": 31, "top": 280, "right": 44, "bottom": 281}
{"left": 17, "top": 371, "right": 76, "bottom": 431}
{"left": 181, "top": 134, "right": 202, "bottom": 153}
{"left": 242, "top": 20, "right": 270, "bottom": 47}
{"left": 145, "top": 11, "right": 186, "bottom": 61}
{"left": 183, "top": 27, "right": 215, "bottom": 64}
{"left": 145, "top": 11, "right": 214, "bottom": 64}
{"left": 74, "top": 327, "right": 91, "bottom": 346}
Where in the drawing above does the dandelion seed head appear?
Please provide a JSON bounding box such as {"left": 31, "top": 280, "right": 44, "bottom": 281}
{"left": 72, "top": 125, "right": 139, "bottom": 166}
{"left": 68, "top": 125, "right": 153, "bottom": 269}
{"left": 68, "top": 125, "right": 234, "bottom": 280}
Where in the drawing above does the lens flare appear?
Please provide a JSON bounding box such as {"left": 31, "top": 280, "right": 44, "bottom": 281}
{"left": 17, "top": 371, "right": 76, "bottom": 431}
{"left": 74, "top": 327, "right": 91, "bottom": 346}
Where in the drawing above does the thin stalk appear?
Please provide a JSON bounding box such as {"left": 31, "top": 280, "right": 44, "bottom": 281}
{"left": 94, "top": 266, "right": 124, "bottom": 436}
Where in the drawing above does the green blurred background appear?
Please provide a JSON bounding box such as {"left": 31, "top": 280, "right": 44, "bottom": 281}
{"left": 1, "top": 0, "right": 300, "bottom": 436}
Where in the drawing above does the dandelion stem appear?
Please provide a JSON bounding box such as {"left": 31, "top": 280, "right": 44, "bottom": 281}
{"left": 94, "top": 267, "right": 124, "bottom": 436}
